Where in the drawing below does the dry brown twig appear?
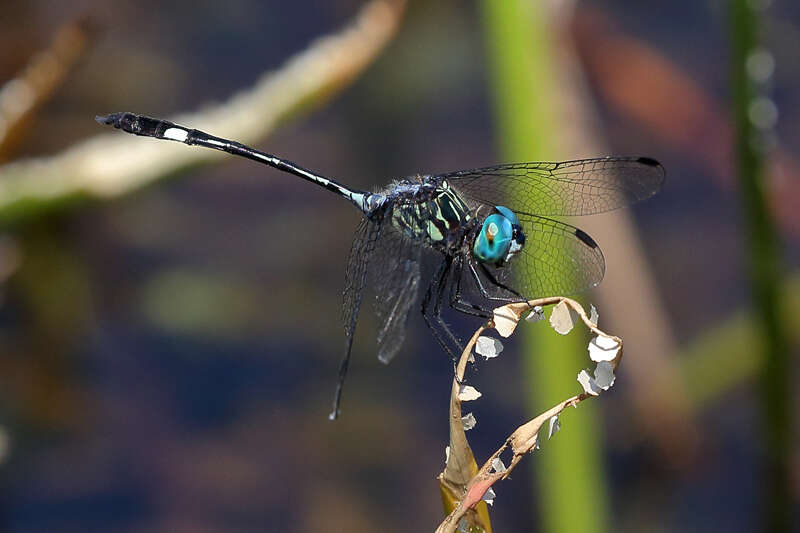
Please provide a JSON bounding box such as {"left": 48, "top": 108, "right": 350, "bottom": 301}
{"left": 436, "top": 297, "right": 622, "bottom": 533}
{"left": 0, "top": 0, "right": 406, "bottom": 222}
{"left": 0, "top": 17, "right": 98, "bottom": 161}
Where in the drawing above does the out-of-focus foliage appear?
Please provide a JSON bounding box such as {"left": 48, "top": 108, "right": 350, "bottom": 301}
{"left": 0, "top": 1, "right": 797, "bottom": 532}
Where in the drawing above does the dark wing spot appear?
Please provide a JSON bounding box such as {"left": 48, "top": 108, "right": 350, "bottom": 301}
{"left": 574, "top": 228, "right": 598, "bottom": 249}
{"left": 637, "top": 156, "right": 661, "bottom": 168}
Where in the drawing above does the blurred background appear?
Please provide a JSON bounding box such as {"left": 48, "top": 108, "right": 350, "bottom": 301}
{"left": 0, "top": 0, "right": 797, "bottom": 531}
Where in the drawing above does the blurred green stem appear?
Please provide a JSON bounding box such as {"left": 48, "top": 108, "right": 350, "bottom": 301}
{"left": 479, "top": 2, "right": 608, "bottom": 532}
{"left": 679, "top": 274, "right": 799, "bottom": 409}
{"left": 730, "top": 1, "right": 792, "bottom": 531}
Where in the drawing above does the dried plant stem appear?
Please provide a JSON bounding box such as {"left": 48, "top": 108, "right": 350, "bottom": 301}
{"left": 0, "top": 17, "right": 97, "bottom": 160}
{"left": 436, "top": 297, "right": 622, "bottom": 533}
{"left": 0, "top": 0, "right": 406, "bottom": 224}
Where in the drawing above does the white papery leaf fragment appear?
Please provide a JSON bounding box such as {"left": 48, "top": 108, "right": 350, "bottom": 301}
{"left": 577, "top": 362, "right": 617, "bottom": 396}
{"left": 588, "top": 335, "right": 620, "bottom": 362}
{"left": 476, "top": 336, "right": 503, "bottom": 359}
{"left": 493, "top": 305, "right": 519, "bottom": 337}
{"left": 525, "top": 305, "right": 545, "bottom": 322}
{"left": 482, "top": 487, "right": 496, "bottom": 506}
{"left": 578, "top": 369, "right": 603, "bottom": 396}
{"left": 457, "top": 384, "right": 482, "bottom": 401}
{"left": 548, "top": 415, "right": 561, "bottom": 439}
{"left": 549, "top": 301, "right": 578, "bottom": 335}
{"left": 589, "top": 304, "right": 599, "bottom": 325}
{"left": 593, "top": 361, "right": 616, "bottom": 390}
{"left": 461, "top": 412, "right": 477, "bottom": 431}
{"left": 491, "top": 457, "right": 507, "bottom": 474}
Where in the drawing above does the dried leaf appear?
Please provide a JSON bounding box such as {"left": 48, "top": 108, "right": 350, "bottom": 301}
{"left": 457, "top": 385, "right": 482, "bottom": 401}
{"left": 547, "top": 415, "right": 561, "bottom": 439}
{"left": 493, "top": 305, "right": 519, "bottom": 337}
{"left": 593, "top": 361, "right": 616, "bottom": 390}
{"left": 482, "top": 487, "right": 496, "bottom": 506}
{"left": 525, "top": 305, "right": 545, "bottom": 322}
{"left": 549, "top": 300, "right": 578, "bottom": 335}
{"left": 491, "top": 457, "right": 507, "bottom": 474}
{"left": 589, "top": 304, "right": 599, "bottom": 325}
{"left": 577, "top": 362, "right": 616, "bottom": 396}
{"left": 461, "top": 412, "right": 477, "bottom": 431}
{"left": 588, "top": 335, "right": 620, "bottom": 362}
{"left": 476, "top": 336, "right": 503, "bottom": 359}
{"left": 577, "top": 369, "right": 602, "bottom": 396}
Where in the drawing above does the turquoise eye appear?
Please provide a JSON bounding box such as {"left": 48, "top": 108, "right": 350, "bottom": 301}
{"left": 495, "top": 205, "right": 520, "bottom": 226}
{"left": 473, "top": 213, "right": 513, "bottom": 264}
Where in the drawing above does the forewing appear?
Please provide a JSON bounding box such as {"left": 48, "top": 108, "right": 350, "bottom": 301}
{"left": 371, "top": 226, "right": 421, "bottom": 364}
{"left": 480, "top": 213, "right": 605, "bottom": 299}
{"left": 438, "top": 157, "right": 665, "bottom": 217}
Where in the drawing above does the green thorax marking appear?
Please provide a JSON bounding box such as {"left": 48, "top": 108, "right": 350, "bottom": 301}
{"left": 391, "top": 180, "right": 472, "bottom": 243}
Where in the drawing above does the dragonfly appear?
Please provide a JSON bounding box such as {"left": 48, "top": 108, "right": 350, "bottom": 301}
{"left": 97, "top": 112, "right": 665, "bottom": 419}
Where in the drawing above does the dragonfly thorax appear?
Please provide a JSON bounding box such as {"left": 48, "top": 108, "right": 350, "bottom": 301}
{"left": 472, "top": 205, "right": 526, "bottom": 266}
{"left": 389, "top": 178, "right": 473, "bottom": 248}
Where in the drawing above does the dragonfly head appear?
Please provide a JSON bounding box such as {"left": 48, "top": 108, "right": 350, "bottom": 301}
{"left": 472, "top": 206, "right": 525, "bottom": 266}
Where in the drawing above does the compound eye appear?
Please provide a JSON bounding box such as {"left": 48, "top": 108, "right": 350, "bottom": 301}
{"left": 494, "top": 205, "right": 520, "bottom": 226}
{"left": 473, "top": 214, "right": 513, "bottom": 264}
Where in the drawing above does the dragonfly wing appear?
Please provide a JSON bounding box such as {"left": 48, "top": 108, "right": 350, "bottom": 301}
{"left": 331, "top": 217, "right": 382, "bottom": 419}
{"left": 371, "top": 226, "right": 422, "bottom": 364}
{"left": 342, "top": 218, "right": 381, "bottom": 346}
{"left": 479, "top": 213, "right": 605, "bottom": 299}
{"left": 438, "top": 157, "right": 665, "bottom": 217}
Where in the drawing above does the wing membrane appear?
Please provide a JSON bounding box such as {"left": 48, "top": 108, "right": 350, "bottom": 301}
{"left": 332, "top": 216, "right": 382, "bottom": 418}
{"left": 371, "top": 226, "right": 421, "bottom": 364}
{"left": 479, "top": 213, "right": 605, "bottom": 299}
{"left": 439, "top": 157, "right": 664, "bottom": 217}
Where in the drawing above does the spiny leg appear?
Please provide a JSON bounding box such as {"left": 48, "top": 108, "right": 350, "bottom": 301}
{"left": 431, "top": 258, "right": 465, "bottom": 353}
{"left": 471, "top": 261, "right": 524, "bottom": 301}
{"left": 448, "top": 256, "right": 493, "bottom": 318}
{"left": 421, "top": 260, "right": 453, "bottom": 357}
{"left": 421, "top": 257, "right": 463, "bottom": 362}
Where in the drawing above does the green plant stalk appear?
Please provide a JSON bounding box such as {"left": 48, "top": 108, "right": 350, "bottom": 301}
{"left": 678, "top": 274, "right": 800, "bottom": 409}
{"left": 730, "top": 1, "right": 792, "bottom": 531}
{"left": 479, "top": 2, "right": 608, "bottom": 532}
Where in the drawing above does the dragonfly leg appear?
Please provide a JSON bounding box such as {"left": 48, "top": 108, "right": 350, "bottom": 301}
{"left": 432, "top": 260, "right": 465, "bottom": 352}
{"left": 421, "top": 257, "right": 463, "bottom": 362}
{"left": 470, "top": 262, "right": 525, "bottom": 301}
{"left": 448, "top": 257, "right": 493, "bottom": 318}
